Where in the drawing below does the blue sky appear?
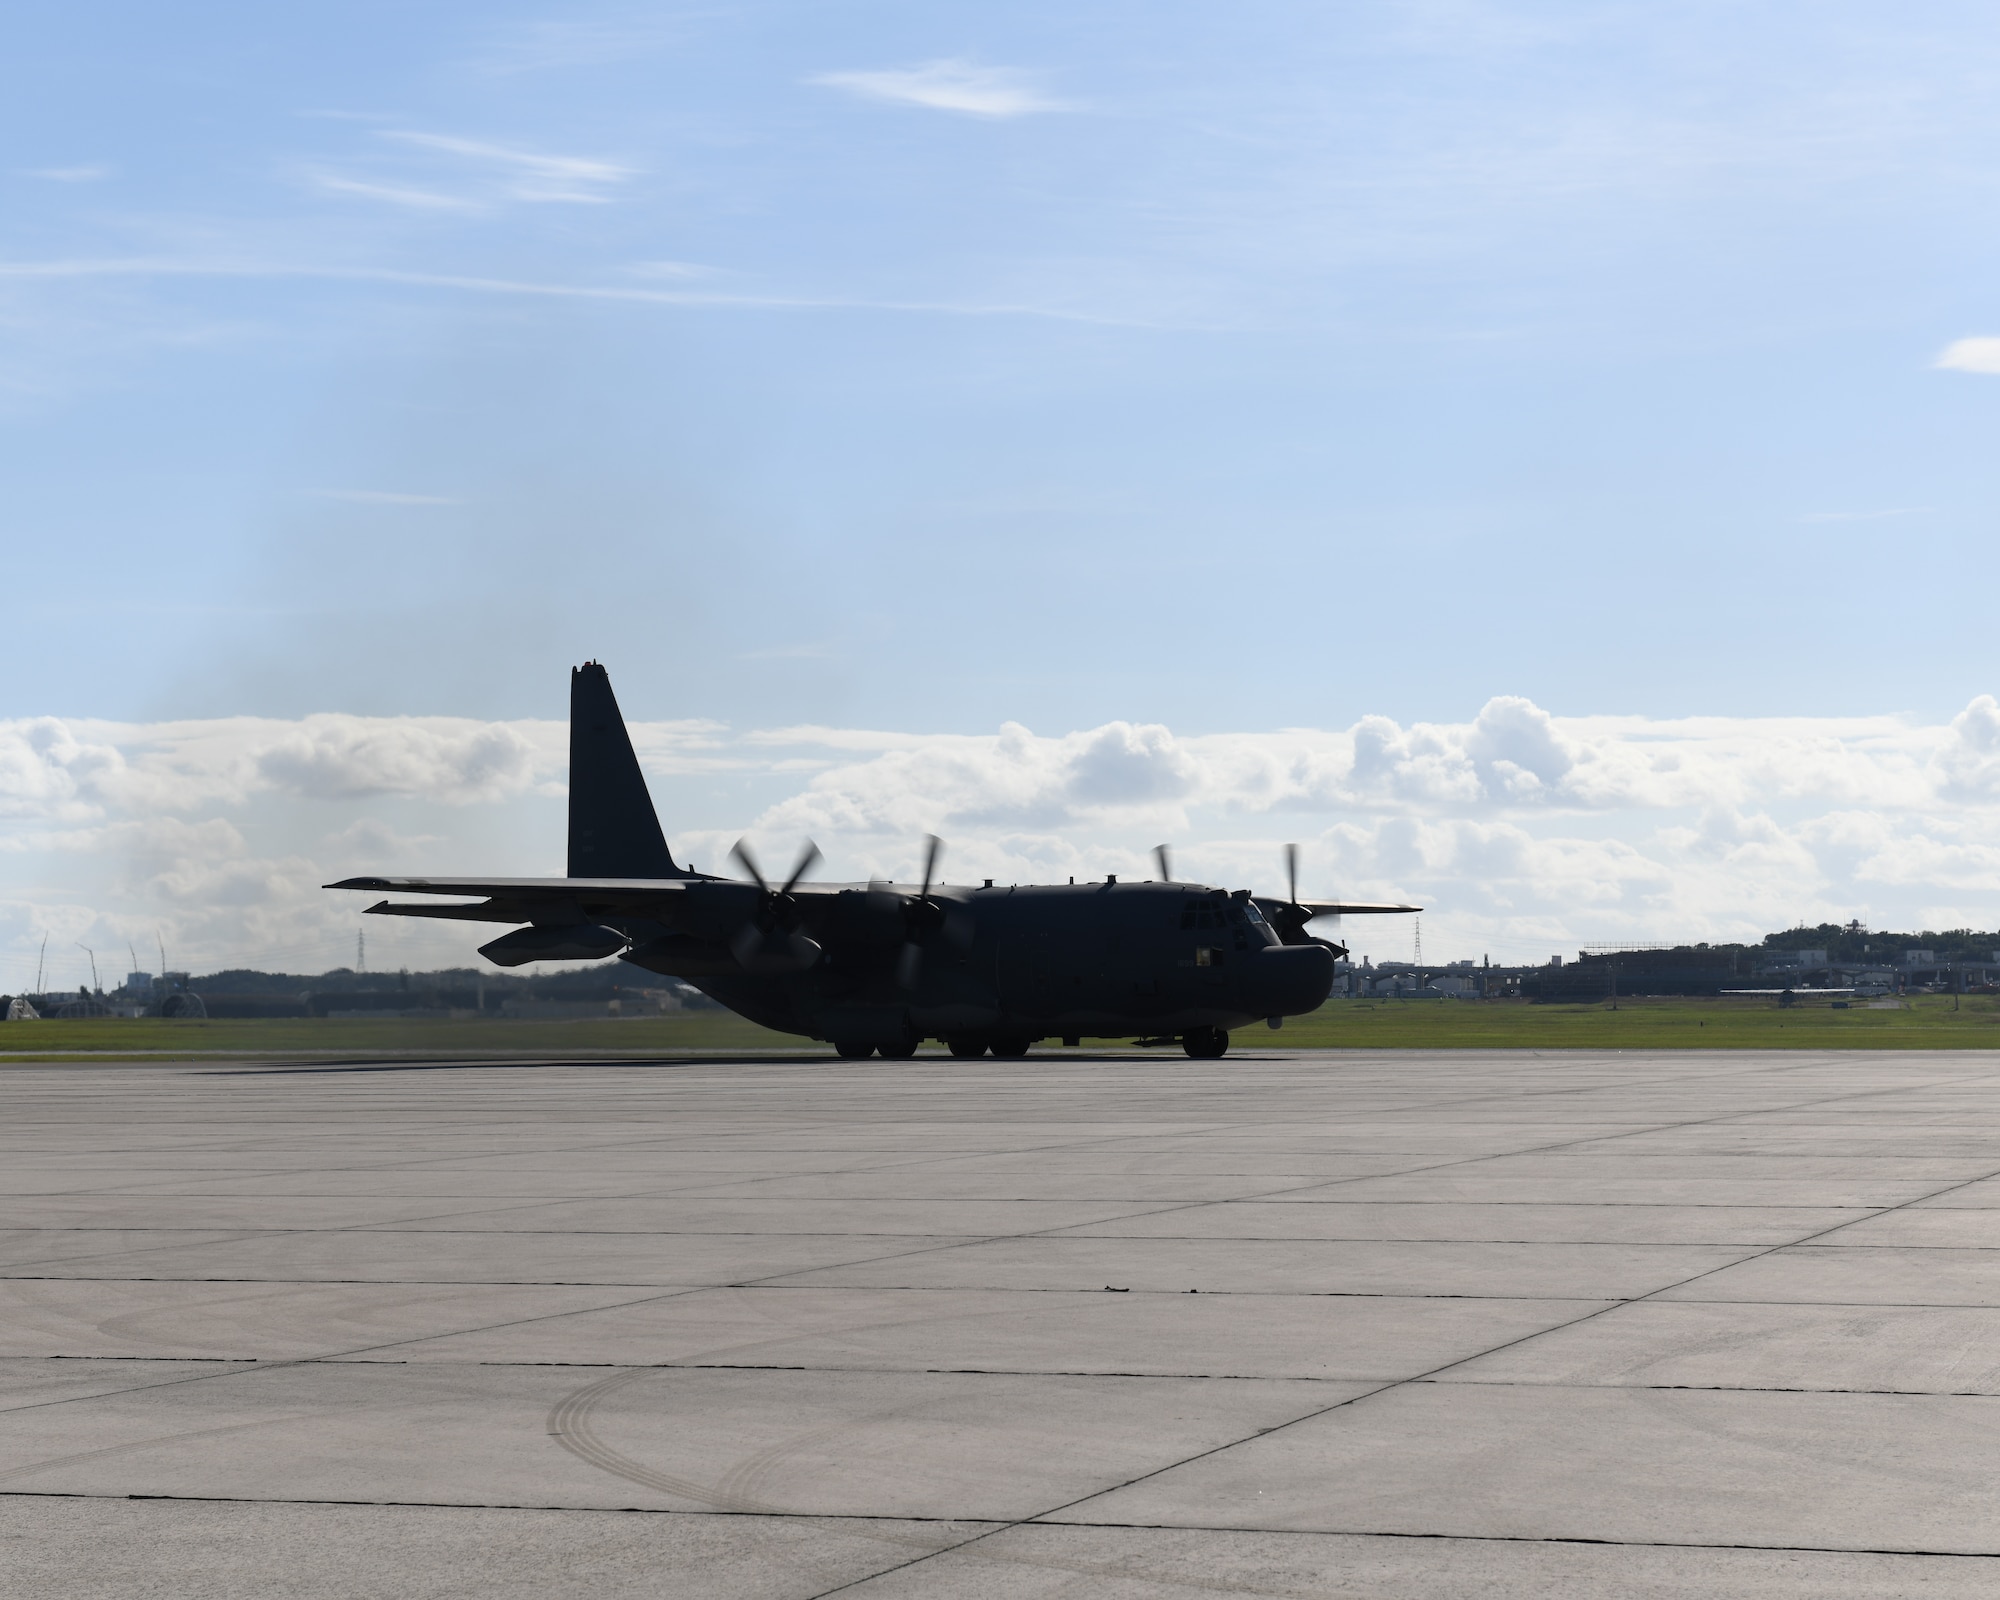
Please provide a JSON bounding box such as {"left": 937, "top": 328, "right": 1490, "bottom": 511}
{"left": 7, "top": 0, "right": 1999, "bottom": 733}
{"left": 5, "top": 2, "right": 2000, "bottom": 978}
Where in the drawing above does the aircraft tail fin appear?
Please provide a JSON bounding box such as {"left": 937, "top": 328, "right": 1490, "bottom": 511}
{"left": 567, "top": 663, "right": 687, "bottom": 879}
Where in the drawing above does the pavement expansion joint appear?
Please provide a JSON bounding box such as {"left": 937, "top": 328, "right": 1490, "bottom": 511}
{"left": 16, "top": 1053, "right": 2000, "bottom": 1593}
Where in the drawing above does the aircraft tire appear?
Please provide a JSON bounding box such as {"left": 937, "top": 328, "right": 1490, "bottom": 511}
{"left": 833, "top": 1040, "right": 877, "bottom": 1060}
{"left": 946, "top": 1037, "right": 989, "bottom": 1058}
{"left": 990, "top": 1036, "right": 1032, "bottom": 1059}
{"left": 1182, "top": 1026, "right": 1229, "bottom": 1059}
{"left": 877, "top": 1038, "right": 920, "bottom": 1059}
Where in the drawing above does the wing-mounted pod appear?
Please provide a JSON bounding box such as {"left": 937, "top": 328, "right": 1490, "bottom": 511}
{"left": 479, "top": 924, "right": 628, "bottom": 967}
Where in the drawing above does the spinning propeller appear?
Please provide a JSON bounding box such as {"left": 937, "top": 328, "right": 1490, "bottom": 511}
{"left": 728, "top": 837, "right": 825, "bottom": 972}
{"left": 1267, "top": 842, "right": 1345, "bottom": 956}
{"left": 894, "top": 834, "right": 967, "bottom": 989}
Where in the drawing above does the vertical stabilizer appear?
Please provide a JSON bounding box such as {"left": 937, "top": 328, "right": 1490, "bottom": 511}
{"left": 567, "top": 663, "right": 684, "bottom": 879}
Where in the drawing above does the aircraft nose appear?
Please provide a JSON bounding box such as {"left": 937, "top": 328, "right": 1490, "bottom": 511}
{"left": 1247, "top": 943, "right": 1335, "bottom": 1016}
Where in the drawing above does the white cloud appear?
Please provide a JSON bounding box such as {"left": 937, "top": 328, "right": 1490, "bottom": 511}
{"left": 1936, "top": 337, "right": 2000, "bottom": 375}
{"left": 381, "top": 131, "right": 635, "bottom": 203}
{"left": 21, "top": 165, "right": 109, "bottom": 183}
{"left": 1935, "top": 695, "right": 2000, "bottom": 799}
{"left": 251, "top": 718, "right": 545, "bottom": 804}
{"left": 313, "top": 174, "right": 485, "bottom": 213}
{"left": 812, "top": 60, "right": 1062, "bottom": 119}
{"left": 8, "top": 697, "right": 2000, "bottom": 981}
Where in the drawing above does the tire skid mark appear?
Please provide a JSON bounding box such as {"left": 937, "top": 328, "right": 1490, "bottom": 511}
{"left": 542, "top": 1367, "right": 963, "bottom": 1569}
{"left": 545, "top": 1368, "right": 778, "bottom": 1512}
{"left": 0, "top": 1412, "right": 288, "bottom": 1485}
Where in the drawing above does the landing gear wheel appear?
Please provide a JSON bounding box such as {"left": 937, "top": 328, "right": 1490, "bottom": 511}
{"left": 990, "top": 1036, "right": 1032, "bottom": 1060}
{"left": 833, "top": 1040, "right": 876, "bottom": 1060}
{"left": 1182, "top": 1026, "right": 1229, "bottom": 1059}
{"left": 946, "top": 1037, "right": 989, "bottom": 1059}
{"left": 877, "top": 1038, "right": 920, "bottom": 1059}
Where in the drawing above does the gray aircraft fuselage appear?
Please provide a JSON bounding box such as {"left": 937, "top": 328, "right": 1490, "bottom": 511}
{"left": 626, "top": 877, "right": 1334, "bottom": 1049}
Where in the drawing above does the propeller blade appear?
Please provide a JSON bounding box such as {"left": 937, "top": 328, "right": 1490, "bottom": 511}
{"left": 729, "top": 922, "right": 765, "bottom": 967}
{"left": 918, "top": 834, "right": 942, "bottom": 901}
{"left": 1153, "top": 843, "right": 1172, "bottom": 883}
{"left": 896, "top": 943, "right": 922, "bottom": 990}
{"left": 730, "top": 839, "right": 769, "bottom": 894}
{"left": 779, "top": 839, "right": 822, "bottom": 897}
{"left": 1284, "top": 842, "right": 1299, "bottom": 906}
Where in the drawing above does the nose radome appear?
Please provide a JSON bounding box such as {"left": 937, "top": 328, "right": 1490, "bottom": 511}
{"left": 1248, "top": 943, "right": 1335, "bottom": 1016}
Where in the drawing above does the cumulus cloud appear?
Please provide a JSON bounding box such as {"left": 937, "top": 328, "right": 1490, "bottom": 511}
{"left": 812, "top": 60, "right": 1062, "bottom": 118}
{"left": 7, "top": 696, "right": 2000, "bottom": 980}
{"left": 1936, "top": 695, "right": 2000, "bottom": 799}
{"left": 1936, "top": 337, "right": 2000, "bottom": 375}
{"left": 252, "top": 718, "right": 542, "bottom": 804}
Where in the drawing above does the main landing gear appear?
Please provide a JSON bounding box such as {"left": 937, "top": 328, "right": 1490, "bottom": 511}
{"left": 832, "top": 1037, "right": 922, "bottom": 1060}
{"left": 1182, "top": 1026, "right": 1229, "bottom": 1059}
{"left": 946, "top": 1037, "right": 988, "bottom": 1058}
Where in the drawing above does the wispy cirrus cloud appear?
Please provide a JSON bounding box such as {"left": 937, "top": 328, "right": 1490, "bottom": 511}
{"left": 381, "top": 130, "right": 635, "bottom": 203}
{"left": 20, "top": 165, "right": 109, "bottom": 182}
{"left": 309, "top": 129, "right": 637, "bottom": 214}
{"left": 0, "top": 257, "right": 1172, "bottom": 328}
{"left": 1936, "top": 337, "right": 2000, "bottom": 375}
{"left": 811, "top": 59, "right": 1064, "bottom": 119}
{"left": 312, "top": 174, "right": 484, "bottom": 213}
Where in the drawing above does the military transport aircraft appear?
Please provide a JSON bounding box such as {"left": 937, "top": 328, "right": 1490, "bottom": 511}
{"left": 327, "top": 664, "right": 1419, "bottom": 1059}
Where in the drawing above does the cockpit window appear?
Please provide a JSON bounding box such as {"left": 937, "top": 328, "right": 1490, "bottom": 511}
{"left": 1243, "top": 900, "right": 1267, "bottom": 926}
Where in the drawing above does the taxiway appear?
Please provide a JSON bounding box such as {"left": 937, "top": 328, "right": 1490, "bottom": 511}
{"left": 7, "top": 1049, "right": 2000, "bottom": 1596}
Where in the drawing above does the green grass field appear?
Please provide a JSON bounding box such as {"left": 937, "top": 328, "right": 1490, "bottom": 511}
{"left": 1, "top": 994, "right": 1994, "bottom": 1061}
{"left": 1267, "top": 993, "right": 2000, "bottom": 1051}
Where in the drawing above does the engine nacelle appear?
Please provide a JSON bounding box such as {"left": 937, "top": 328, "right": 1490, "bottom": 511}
{"left": 478, "top": 924, "right": 627, "bottom": 967}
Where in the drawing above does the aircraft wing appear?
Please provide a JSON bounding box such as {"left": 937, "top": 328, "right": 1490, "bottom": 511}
{"left": 326, "top": 875, "right": 707, "bottom": 923}
{"left": 1298, "top": 901, "right": 1422, "bottom": 917}
{"left": 328, "top": 876, "right": 698, "bottom": 897}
